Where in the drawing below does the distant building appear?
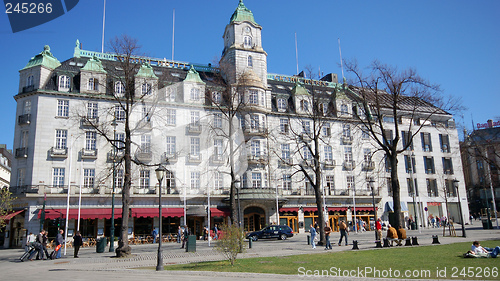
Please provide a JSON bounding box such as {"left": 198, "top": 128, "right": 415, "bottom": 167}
{"left": 8, "top": 1, "right": 468, "bottom": 247}
{"left": 0, "top": 144, "right": 13, "bottom": 247}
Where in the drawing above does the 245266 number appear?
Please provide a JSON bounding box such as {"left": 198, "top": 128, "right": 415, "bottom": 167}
{"left": 5, "top": 3, "right": 53, "bottom": 14}
{"left": 451, "top": 267, "right": 498, "bottom": 278}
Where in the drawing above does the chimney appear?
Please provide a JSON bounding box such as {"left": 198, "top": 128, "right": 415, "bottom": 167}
{"left": 487, "top": 119, "right": 493, "bottom": 128}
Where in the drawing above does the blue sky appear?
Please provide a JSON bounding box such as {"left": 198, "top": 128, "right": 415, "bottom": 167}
{"left": 0, "top": 0, "right": 498, "bottom": 150}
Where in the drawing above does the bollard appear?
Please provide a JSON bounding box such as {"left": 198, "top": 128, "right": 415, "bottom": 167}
{"left": 352, "top": 240, "right": 359, "bottom": 250}
{"left": 375, "top": 240, "right": 383, "bottom": 248}
{"left": 405, "top": 237, "right": 412, "bottom": 246}
{"left": 383, "top": 238, "right": 391, "bottom": 248}
{"left": 432, "top": 235, "right": 440, "bottom": 244}
{"left": 307, "top": 235, "right": 310, "bottom": 245}
{"left": 412, "top": 236, "right": 419, "bottom": 246}
{"left": 248, "top": 238, "right": 253, "bottom": 249}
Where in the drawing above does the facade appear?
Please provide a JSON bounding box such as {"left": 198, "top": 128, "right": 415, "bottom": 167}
{"left": 461, "top": 122, "right": 500, "bottom": 218}
{"left": 7, "top": 1, "right": 468, "bottom": 247}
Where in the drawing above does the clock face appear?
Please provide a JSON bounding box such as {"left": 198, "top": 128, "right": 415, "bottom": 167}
{"left": 245, "top": 26, "right": 251, "bottom": 32}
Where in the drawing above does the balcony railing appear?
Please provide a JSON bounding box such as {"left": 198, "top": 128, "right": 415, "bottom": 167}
{"left": 245, "top": 126, "right": 267, "bottom": 136}
{"left": 278, "top": 158, "right": 293, "bottom": 168}
{"left": 18, "top": 114, "right": 31, "bottom": 125}
{"left": 210, "top": 154, "right": 225, "bottom": 165}
{"left": 22, "top": 85, "right": 35, "bottom": 93}
{"left": 81, "top": 148, "right": 98, "bottom": 159}
{"left": 187, "top": 153, "right": 202, "bottom": 163}
{"left": 81, "top": 117, "right": 99, "bottom": 127}
{"left": 247, "top": 154, "right": 267, "bottom": 164}
{"left": 323, "top": 159, "right": 335, "bottom": 169}
{"left": 187, "top": 123, "right": 202, "bottom": 134}
{"left": 50, "top": 147, "right": 68, "bottom": 158}
{"left": 136, "top": 150, "right": 152, "bottom": 162}
{"left": 162, "top": 152, "right": 178, "bottom": 164}
{"left": 342, "top": 136, "right": 353, "bottom": 145}
{"left": 107, "top": 150, "right": 124, "bottom": 162}
{"left": 15, "top": 147, "right": 28, "bottom": 158}
{"left": 362, "top": 161, "right": 375, "bottom": 171}
{"left": 343, "top": 160, "right": 355, "bottom": 170}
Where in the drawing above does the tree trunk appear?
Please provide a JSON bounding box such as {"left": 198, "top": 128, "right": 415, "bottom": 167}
{"left": 116, "top": 115, "right": 132, "bottom": 258}
{"left": 314, "top": 185, "right": 326, "bottom": 245}
{"left": 390, "top": 154, "right": 402, "bottom": 228}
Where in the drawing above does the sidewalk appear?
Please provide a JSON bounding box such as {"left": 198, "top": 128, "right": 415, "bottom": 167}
{"left": 1, "top": 224, "right": 499, "bottom": 281}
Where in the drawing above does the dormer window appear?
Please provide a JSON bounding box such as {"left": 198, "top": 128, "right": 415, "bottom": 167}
{"left": 190, "top": 88, "right": 201, "bottom": 101}
{"left": 88, "top": 78, "right": 98, "bottom": 91}
{"left": 300, "top": 100, "right": 309, "bottom": 111}
{"left": 115, "top": 81, "right": 125, "bottom": 96}
{"left": 26, "top": 75, "right": 34, "bottom": 87}
{"left": 59, "top": 75, "right": 70, "bottom": 91}
{"left": 277, "top": 98, "right": 287, "bottom": 112}
{"left": 141, "top": 83, "right": 152, "bottom": 95}
{"left": 244, "top": 36, "right": 252, "bottom": 48}
{"left": 212, "top": 91, "right": 221, "bottom": 104}
{"left": 248, "top": 55, "right": 253, "bottom": 67}
{"left": 340, "top": 104, "right": 348, "bottom": 115}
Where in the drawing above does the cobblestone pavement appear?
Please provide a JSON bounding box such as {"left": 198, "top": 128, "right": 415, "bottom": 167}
{"left": 1, "top": 223, "right": 499, "bottom": 281}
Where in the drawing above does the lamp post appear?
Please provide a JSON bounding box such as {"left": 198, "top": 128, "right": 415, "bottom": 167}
{"left": 368, "top": 179, "right": 377, "bottom": 240}
{"left": 235, "top": 179, "right": 241, "bottom": 227}
{"left": 409, "top": 152, "right": 419, "bottom": 232}
{"left": 109, "top": 119, "right": 117, "bottom": 252}
{"left": 155, "top": 165, "right": 167, "bottom": 271}
{"left": 453, "top": 179, "right": 466, "bottom": 238}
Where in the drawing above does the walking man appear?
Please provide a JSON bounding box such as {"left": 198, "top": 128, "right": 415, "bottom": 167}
{"left": 73, "top": 231, "right": 82, "bottom": 258}
{"left": 324, "top": 222, "right": 332, "bottom": 250}
{"left": 309, "top": 224, "right": 317, "bottom": 249}
{"left": 338, "top": 220, "right": 349, "bottom": 246}
{"left": 55, "top": 229, "right": 64, "bottom": 259}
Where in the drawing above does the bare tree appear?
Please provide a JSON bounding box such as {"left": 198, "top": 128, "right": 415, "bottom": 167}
{"left": 0, "top": 187, "right": 14, "bottom": 228}
{"left": 345, "top": 60, "right": 462, "bottom": 228}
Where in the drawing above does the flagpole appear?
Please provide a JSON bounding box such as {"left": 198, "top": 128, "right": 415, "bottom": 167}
{"left": 101, "top": 0, "right": 106, "bottom": 53}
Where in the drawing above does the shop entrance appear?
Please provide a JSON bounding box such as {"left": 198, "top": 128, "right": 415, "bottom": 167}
{"left": 187, "top": 216, "right": 204, "bottom": 239}
{"left": 244, "top": 206, "right": 265, "bottom": 231}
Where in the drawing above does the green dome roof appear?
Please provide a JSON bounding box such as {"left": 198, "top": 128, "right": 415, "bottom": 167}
{"left": 230, "top": 0, "right": 258, "bottom": 26}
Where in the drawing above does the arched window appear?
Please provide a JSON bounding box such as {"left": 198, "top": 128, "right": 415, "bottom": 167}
{"left": 59, "top": 75, "right": 70, "bottom": 90}
{"left": 26, "top": 75, "right": 34, "bottom": 87}
{"left": 115, "top": 81, "right": 125, "bottom": 95}
{"left": 88, "top": 78, "right": 98, "bottom": 91}
{"left": 244, "top": 36, "right": 252, "bottom": 48}
{"left": 248, "top": 55, "right": 253, "bottom": 67}
{"left": 141, "top": 83, "right": 152, "bottom": 95}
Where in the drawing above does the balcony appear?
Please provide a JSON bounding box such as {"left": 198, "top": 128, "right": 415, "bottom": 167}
{"left": 300, "top": 159, "right": 316, "bottom": 167}
{"left": 22, "top": 85, "right": 35, "bottom": 93}
{"left": 300, "top": 132, "right": 311, "bottom": 140}
{"left": 187, "top": 153, "right": 202, "bottom": 163}
{"left": 278, "top": 158, "right": 293, "bottom": 168}
{"left": 15, "top": 147, "right": 28, "bottom": 158}
{"left": 210, "top": 154, "right": 225, "bottom": 165}
{"left": 323, "top": 159, "right": 335, "bottom": 169}
{"left": 343, "top": 160, "right": 356, "bottom": 170}
{"left": 187, "top": 123, "right": 202, "bottom": 134}
{"left": 80, "top": 117, "right": 99, "bottom": 127}
{"left": 441, "top": 145, "right": 450, "bottom": 153}
{"left": 50, "top": 147, "right": 67, "bottom": 158}
{"left": 362, "top": 161, "right": 375, "bottom": 171}
{"left": 162, "top": 152, "right": 178, "bottom": 164}
{"left": 245, "top": 126, "right": 267, "bottom": 136}
{"left": 137, "top": 118, "right": 153, "bottom": 130}
{"left": 107, "top": 150, "right": 124, "bottom": 162}
{"left": 423, "top": 145, "right": 431, "bottom": 152}
{"left": 81, "top": 148, "right": 98, "bottom": 159}
{"left": 247, "top": 154, "right": 267, "bottom": 165}
{"left": 342, "top": 136, "right": 353, "bottom": 145}
{"left": 135, "top": 150, "right": 152, "bottom": 162}
{"left": 18, "top": 114, "right": 31, "bottom": 125}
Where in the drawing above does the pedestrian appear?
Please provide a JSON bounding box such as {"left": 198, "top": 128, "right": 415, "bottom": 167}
{"left": 181, "top": 227, "right": 189, "bottom": 249}
{"left": 55, "top": 229, "right": 64, "bottom": 259}
{"left": 29, "top": 230, "right": 45, "bottom": 261}
{"left": 177, "top": 226, "right": 182, "bottom": 243}
{"left": 152, "top": 228, "right": 157, "bottom": 244}
{"left": 375, "top": 218, "right": 382, "bottom": 240}
{"left": 25, "top": 232, "right": 36, "bottom": 252}
{"left": 470, "top": 214, "right": 473, "bottom": 225}
{"left": 324, "top": 222, "right": 332, "bottom": 250}
{"left": 73, "top": 231, "right": 82, "bottom": 258}
{"left": 213, "top": 224, "right": 219, "bottom": 240}
{"left": 203, "top": 227, "right": 208, "bottom": 241}
{"left": 338, "top": 220, "right": 349, "bottom": 246}
{"left": 309, "top": 224, "right": 317, "bottom": 249}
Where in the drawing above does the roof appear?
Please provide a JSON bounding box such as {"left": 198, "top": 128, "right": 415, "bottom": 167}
{"left": 136, "top": 62, "right": 157, "bottom": 79}
{"left": 468, "top": 127, "right": 500, "bottom": 143}
{"left": 230, "top": 0, "right": 259, "bottom": 26}
{"left": 183, "top": 66, "right": 205, "bottom": 84}
{"left": 21, "top": 45, "right": 61, "bottom": 71}
{"left": 81, "top": 56, "right": 107, "bottom": 73}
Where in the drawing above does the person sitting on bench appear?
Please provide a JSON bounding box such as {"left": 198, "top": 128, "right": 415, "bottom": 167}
{"left": 396, "top": 225, "right": 407, "bottom": 246}
{"left": 386, "top": 224, "right": 398, "bottom": 246}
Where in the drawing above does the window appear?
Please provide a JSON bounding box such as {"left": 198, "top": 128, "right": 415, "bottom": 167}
{"left": 141, "top": 135, "right": 151, "bottom": 153}
{"left": 140, "top": 170, "right": 150, "bottom": 188}
{"left": 347, "top": 176, "right": 355, "bottom": 190}
{"left": 57, "top": 100, "right": 69, "bottom": 117}
{"left": 212, "top": 91, "right": 221, "bottom": 104}
{"left": 26, "top": 75, "right": 34, "bottom": 86}
{"left": 214, "top": 139, "right": 223, "bottom": 156}
{"left": 322, "top": 123, "right": 331, "bottom": 137}
{"left": 421, "top": 132, "right": 432, "bottom": 152}
{"left": 362, "top": 129, "right": 370, "bottom": 139}
{"left": 190, "top": 111, "right": 200, "bottom": 125}
{"left": 300, "top": 100, "right": 309, "bottom": 111}
{"left": 249, "top": 90, "right": 259, "bottom": 105}
{"left": 141, "top": 83, "right": 152, "bottom": 95}
{"left": 166, "top": 109, "right": 176, "bottom": 126}
{"left": 214, "top": 172, "right": 223, "bottom": 190}
{"left": 402, "top": 131, "right": 413, "bottom": 150}
{"left": 277, "top": 98, "right": 287, "bottom": 111}
{"left": 442, "top": 158, "right": 454, "bottom": 174}
{"left": 302, "top": 121, "right": 311, "bottom": 134}
{"left": 87, "top": 102, "right": 98, "bottom": 119}
{"left": 426, "top": 179, "right": 438, "bottom": 197}
{"left": 439, "top": 134, "right": 450, "bottom": 153}
{"left": 424, "top": 156, "right": 435, "bottom": 174}
{"left": 413, "top": 118, "right": 420, "bottom": 125}
{"left": 85, "top": 131, "right": 97, "bottom": 150}
{"left": 324, "top": 145, "right": 333, "bottom": 161}
{"left": 281, "top": 144, "right": 290, "bottom": 160}
{"left": 342, "top": 124, "right": 351, "bottom": 137}
{"left": 303, "top": 144, "right": 312, "bottom": 160}
{"left": 244, "top": 36, "right": 252, "bottom": 47}
{"left": 115, "top": 81, "right": 125, "bottom": 95}
{"left": 404, "top": 155, "right": 416, "bottom": 173}
{"left": 115, "top": 105, "right": 125, "bottom": 122}
{"left": 83, "top": 169, "right": 95, "bottom": 188}
{"left": 251, "top": 140, "right": 261, "bottom": 157}
{"left": 407, "top": 178, "right": 419, "bottom": 197}
{"left": 166, "top": 87, "right": 176, "bottom": 102}
{"left": 340, "top": 104, "right": 348, "bottom": 115}
{"left": 59, "top": 75, "right": 70, "bottom": 90}
{"left": 190, "top": 88, "right": 201, "bottom": 101}
{"left": 115, "top": 133, "right": 125, "bottom": 150}
{"left": 318, "top": 103, "right": 328, "bottom": 116}
{"left": 279, "top": 119, "right": 289, "bottom": 134}
{"left": 166, "top": 136, "right": 176, "bottom": 155}
{"left": 53, "top": 168, "right": 65, "bottom": 187}
{"left": 325, "top": 175, "right": 335, "bottom": 195}
{"left": 165, "top": 171, "right": 176, "bottom": 191}
{"left": 247, "top": 55, "right": 253, "bottom": 67}
{"left": 88, "top": 78, "right": 98, "bottom": 91}
{"left": 142, "top": 106, "right": 151, "bottom": 121}
{"left": 55, "top": 129, "right": 67, "bottom": 149}
{"left": 384, "top": 129, "right": 393, "bottom": 145}
{"left": 20, "top": 130, "right": 28, "bottom": 148}
{"left": 252, "top": 172, "right": 262, "bottom": 188}
{"left": 190, "top": 171, "right": 200, "bottom": 190}
{"left": 282, "top": 174, "right": 292, "bottom": 190}
{"left": 190, "top": 137, "right": 200, "bottom": 156}
{"left": 387, "top": 178, "right": 393, "bottom": 196}
{"left": 383, "top": 116, "right": 395, "bottom": 123}
{"left": 23, "top": 100, "right": 31, "bottom": 115}
{"left": 213, "top": 113, "right": 222, "bottom": 128}
{"left": 445, "top": 179, "right": 457, "bottom": 197}
{"left": 250, "top": 114, "right": 260, "bottom": 129}
{"left": 17, "top": 168, "right": 25, "bottom": 187}
{"left": 115, "top": 169, "right": 124, "bottom": 188}
{"left": 344, "top": 147, "right": 353, "bottom": 162}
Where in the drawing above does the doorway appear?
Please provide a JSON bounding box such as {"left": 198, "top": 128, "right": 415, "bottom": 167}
{"left": 243, "top": 206, "right": 265, "bottom": 231}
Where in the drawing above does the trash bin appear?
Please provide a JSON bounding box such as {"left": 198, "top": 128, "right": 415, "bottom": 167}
{"left": 96, "top": 237, "right": 107, "bottom": 253}
{"left": 411, "top": 222, "right": 416, "bottom": 230}
{"left": 307, "top": 235, "right": 311, "bottom": 245}
{"left": 186, "top": 235, "right": 196, "bottom": 252}
{"left": 482, "top": 219, "right": 493, "bottom": 229}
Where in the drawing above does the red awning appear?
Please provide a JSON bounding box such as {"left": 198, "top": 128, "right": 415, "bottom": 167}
{"left": 0, "top": 209, "right": 25, "bottom": 221}
{"left": 131, "top": 208, "right": 184, "bottom": 218}
{"left": 38, "top": 208, "right": 123, "bottom": 220}
{"left": 303, "top": 207, "right": 318, "bottom": 212}
{"left": 353, "top": 207, "right": 375, "bottom": 212}
{"left": 328, "top": 207, "right": 348, "bottom": 212}
{"left": 280, "top": 207, "right": 299, "bottom": 212}
{"left": 210, "top": 207, "right": 230, "bottom": 217}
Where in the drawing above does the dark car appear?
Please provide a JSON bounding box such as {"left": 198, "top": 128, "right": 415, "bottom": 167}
{"left": 246, "top": 225, "right": 293, "bottom": 241}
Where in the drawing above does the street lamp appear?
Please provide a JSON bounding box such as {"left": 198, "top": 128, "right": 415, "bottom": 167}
{"left": 109, "top": 119, "right": 117, "bottom": 252}
{"left": 155, "top": 165, "right": 167, "bottom": 271}
{"left": 453, "top": 179, "right": 466, "bottom": 238}
{"left": 409, "top": 152, "right": 419, "bottom": 232}
{"left": 235, "top": 179, "right": 241, "bottom": 227}
{"left": 368, "top": 178, "right": 377, "bottom": 240}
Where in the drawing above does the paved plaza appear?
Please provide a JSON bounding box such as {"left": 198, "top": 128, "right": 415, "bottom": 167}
{"left": 1, "top": 223, "right": 499, "bottom": 281}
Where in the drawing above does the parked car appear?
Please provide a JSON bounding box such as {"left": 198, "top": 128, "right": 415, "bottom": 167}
{"left": 246, "top": 225, "right": 293, "bottom": 241}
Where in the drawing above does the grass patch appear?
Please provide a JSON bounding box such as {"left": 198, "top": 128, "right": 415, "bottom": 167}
{"left": 164, "top": 240, "right": 500, "bottom": 279}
